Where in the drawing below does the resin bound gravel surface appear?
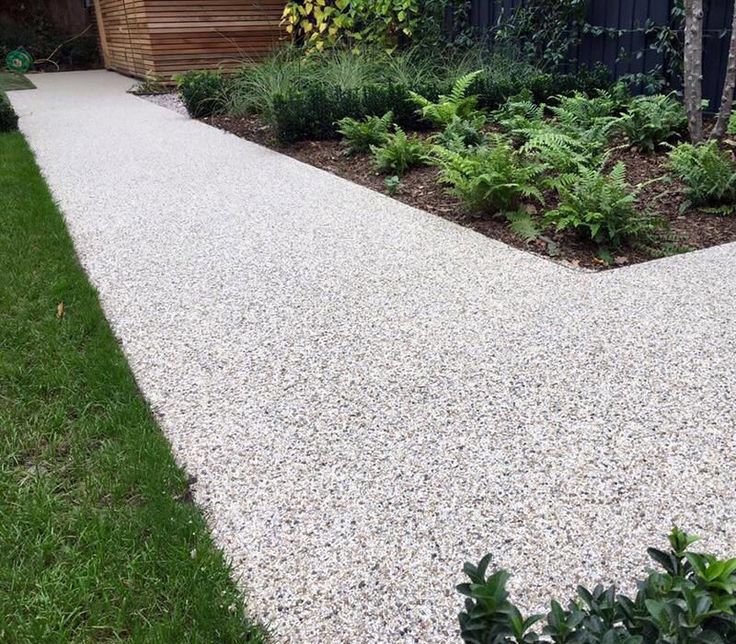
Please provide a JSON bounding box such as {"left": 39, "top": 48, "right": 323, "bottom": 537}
{"left": 10, "top": 71, "right": 736, "bottom": 643}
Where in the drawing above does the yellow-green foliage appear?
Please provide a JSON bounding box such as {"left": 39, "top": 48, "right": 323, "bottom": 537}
{"left": 281, "top": 0, "right": 420, "bottom": 53}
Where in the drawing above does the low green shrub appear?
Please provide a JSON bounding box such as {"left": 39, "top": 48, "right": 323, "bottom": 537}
{"left": 337, "top": 111, "right": 393, "bottom": 154}
{"left": 458, "top": 527, "right": 736, "bottom": 644}
{"left": 545, "top": 162, "right": 659, "bottom": 247}
{"left": 614, "top": 94, "right": 687, "bottom": 153}
{"left": 410, "top": 70, "right": 483, "bottom": 126}
{"left": 371, "top": 128, "right": 428, "bottom": 175}
{"left": 0, "top": 92, "right": 18, "bottom": 132}
{"left": 271, "top": 81, "right": 441, "bottom": 143}
{"left": 431, "top": 136, "right": 544, "bottom": 215}
{"left": 529, "top": 64, "right": 613, "bottom": 104}
{"left": 175, "top": 70, "right": 228, "bottom": 118}
{"left": 668, "top": 141, "right": 736, "bottom": 209}
{"left": 271, "top": 84, "right": 363, "bottom": 143}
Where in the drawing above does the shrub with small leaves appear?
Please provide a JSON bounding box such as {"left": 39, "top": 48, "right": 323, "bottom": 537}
{"left": 371, "top": 128, "right": 428, "bottom": 175}
{"left": 458, "top": 527, "right": 736, "bottom": 644}
{"left": 337, "top": 111, "right": 394, "bottom": 154}
{"left": 614, "top": 94, "right": 686, "bottom": 153}
{"left": 431, "top": 136, "right": 545, "bottom": 216}
{"left": 545, "top": 162, "right": 661, "bottom": 247}
{"left": 668, "top": 141, "right": 736, "bottom": 210}
{"left": 410, "top": 70, "right": 484, "bottom": 127}
{"left": 0, "top": 92, "right": 19, "bottom": 132}
{"left": 175, "top": 70, "right": 228, "bottom": 118}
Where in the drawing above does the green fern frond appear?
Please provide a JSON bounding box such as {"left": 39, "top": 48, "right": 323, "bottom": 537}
{"left": 449, "top": 70, "right": 483, "bottom": 105}
{"left": 506, "top": 210, "right": 541, "bottom": 242}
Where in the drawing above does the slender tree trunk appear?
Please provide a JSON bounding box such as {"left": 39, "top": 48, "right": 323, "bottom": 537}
{"left": 712, "top": 1, "right": 736, "bottom": 140}
{"left": 684, "top": 0, "right": 704, "bottom": 143}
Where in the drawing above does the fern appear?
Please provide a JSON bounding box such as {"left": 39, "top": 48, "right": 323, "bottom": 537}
{"left": 410, "top": 70, "right": 483, "bottom": 127}
{"left": 668, "top": 141, "right": 736, "bottom": 209}
{"left": 371, "top": 127, "right": 428, "bottom": 175}
{"left": 506, "top": 210, "right": 541, "bottom": 242}
{"left": 492, "top": 93, "right": 547, "bottom": 143}
{"left": 337, "top": 111, "right": 394, "bottom": 154}
{"left": 434, "top": 114, "right": 487, "bottom": 151}
{"left": 431, "top": 135, "right": 545, "bottom": 215}
{"left": 545, "top": 162, "right": 661, "bottom": 247}
{"left": 613, "top": 94, "right": 686, "bottom": 153}
{"left": 522, "top": 127, "right": 601, "bottom": 179}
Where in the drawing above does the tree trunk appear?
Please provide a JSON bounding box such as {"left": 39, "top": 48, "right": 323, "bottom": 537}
{"left": 712, "top": 1, "right": 736, "bottom": 140}
{"left": 684, "top": 0, "right": 704, "bottom": 143}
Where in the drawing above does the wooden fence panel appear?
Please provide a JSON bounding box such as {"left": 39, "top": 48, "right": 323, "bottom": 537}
{"left": 467, "top": 0, "right": 734, "bottom": 107}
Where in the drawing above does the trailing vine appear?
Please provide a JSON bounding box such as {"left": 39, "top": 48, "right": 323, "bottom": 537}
{"left": 492, "top": 0, "right": 589, "bottom": 71}
{"left": 280, "top": 0, "right": 458, "bottom": 53}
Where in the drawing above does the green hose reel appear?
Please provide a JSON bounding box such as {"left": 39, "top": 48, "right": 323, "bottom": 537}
{"left": 6, "top": 48, "right": 33, "bottom": 74}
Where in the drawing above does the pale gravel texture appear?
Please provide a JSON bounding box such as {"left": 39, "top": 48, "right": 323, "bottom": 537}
{"left": 9, "top": 71, "right": 736, "bottom": 643}
{"left": 139, "top": 92, "right": 189, "bottom": 117}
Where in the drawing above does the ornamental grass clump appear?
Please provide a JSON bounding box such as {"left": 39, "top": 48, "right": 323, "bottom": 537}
{"left": 458, "top": 527, "right": 736, "bottom": 644}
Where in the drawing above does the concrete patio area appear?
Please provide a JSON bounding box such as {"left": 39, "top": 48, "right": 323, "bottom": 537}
{"left": 9, "top": 70, "right": 736, "bottom": 642}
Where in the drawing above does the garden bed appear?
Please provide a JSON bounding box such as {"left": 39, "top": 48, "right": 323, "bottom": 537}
{"left": 203, "top": 112, "right": 736, "bottom": 270}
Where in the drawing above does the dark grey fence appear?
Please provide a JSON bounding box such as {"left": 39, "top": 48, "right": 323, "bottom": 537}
{"left": 468, "top": 0, "right": 734, "bottom": 108}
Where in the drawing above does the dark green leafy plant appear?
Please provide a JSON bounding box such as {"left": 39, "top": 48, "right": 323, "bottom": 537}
{"left": 521, "top": 128, "right": 601, "bottom": 179}
{"left": 175, "top": 70, "right": 228, "bottom": 118}
{"left": 337, "top": 111, "right": 394, "bottom": 154}
{"left": 435, "top": 114, "right": 487, "bottom": 150}
{"left": 668, "top": 142, "right": 736, "bottom": 210}
{"left": 0, "top": 92, "right": 19, "bottom": 132}
{"left": 544, "top": 162, "right": 661, "bottom": 248}
{"left": 459, "top": 527, "right": 736, "bottom": 644}
{"left": 492, "top": 93, "right": 546, "bottom": 142}
{"left": 431, "top": 136, "right": 545, "bottom": 215}
{"left": 491, "top": 0, "right": 589, "bottom": 71}
{"left": 410, "top": 70, "right": 484, "bottom": 126}
{"left": 371, "top": 127, "right": 428, "bottom": 175}
{"left": 613, "top": 94, "right": 687, "bottom": 153}
{"left": 550, "top": 85, "right": 630, "bottom": 140}
{"left": 271, "top": 84, "right": 363, "bottom": 143}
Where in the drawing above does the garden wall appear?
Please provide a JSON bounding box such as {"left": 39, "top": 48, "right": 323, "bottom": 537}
{"left": 469, "top": 0, "right": 734, "bottom": 108}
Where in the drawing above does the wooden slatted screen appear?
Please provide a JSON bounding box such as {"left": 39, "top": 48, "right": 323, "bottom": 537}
{"left": 93, "top": 0, "right": 284, "bottom": 79}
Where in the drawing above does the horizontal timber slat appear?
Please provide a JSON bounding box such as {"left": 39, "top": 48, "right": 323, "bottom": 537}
{"left": 94, "top": 0, "right": 284, "bottom": 78}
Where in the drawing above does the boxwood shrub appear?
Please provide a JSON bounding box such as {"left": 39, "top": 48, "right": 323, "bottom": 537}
{"left": 458, "top": 527, "right": 736, "bottom": 643}
{"left": 175, "top": 70, "right": 228, "bottom": 118}
{"left": 0, "top": 92, "right": 19, "bottom": 132}
{"left": 271, "top": 80, "right": 447, "bottom": 144}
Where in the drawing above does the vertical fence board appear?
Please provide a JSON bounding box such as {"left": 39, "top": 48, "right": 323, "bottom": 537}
{"left": 465, "top": 0, "right": 734, "bottom": 107}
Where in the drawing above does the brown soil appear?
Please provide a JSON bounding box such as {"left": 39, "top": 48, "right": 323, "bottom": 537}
{"left": 203, "top": 114, "right": 736, "bottom": 270}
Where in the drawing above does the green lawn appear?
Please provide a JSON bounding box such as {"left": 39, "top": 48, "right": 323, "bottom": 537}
{"left": 0, "top": 72, "right": 36, "bottom": 92}
{"left": 0, "top": 131, "right": 265, "bottom": 642}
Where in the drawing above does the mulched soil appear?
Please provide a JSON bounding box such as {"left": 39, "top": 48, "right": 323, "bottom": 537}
{"left": 203, "top": 113, "right": 736, "bottom": 270}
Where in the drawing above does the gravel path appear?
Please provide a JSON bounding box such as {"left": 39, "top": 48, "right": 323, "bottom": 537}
{"left": 10, "top": 71, "right": 736, "bottom": 643}
{"left": 139, "top": 92, "right": 189, "bottom": 117}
